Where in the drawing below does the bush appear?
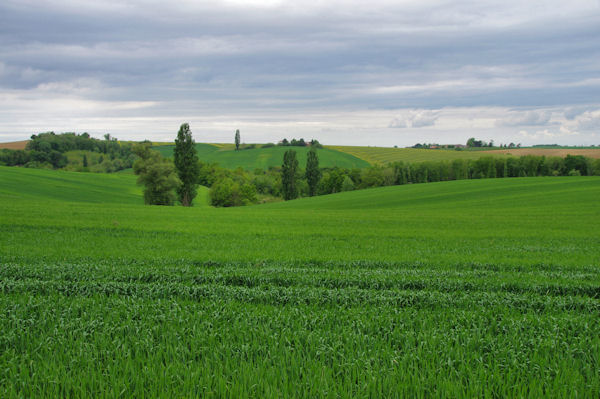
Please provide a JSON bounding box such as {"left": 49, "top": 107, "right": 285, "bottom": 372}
{"left": 341, "top": 176, "right": 355, "bottom": 191}
{"left": 568, "top": 169, "right": 581, "bottom": 176}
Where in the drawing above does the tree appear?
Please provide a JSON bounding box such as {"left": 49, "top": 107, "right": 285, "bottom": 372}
{"left": 281, "top": 149, "right": 299, "bottom": 200}
{"left": 174, "top": 123, "right": 200, "bottom": 206}
{"left": 133, "top": 144, "right": 180, "bottom": 206}
{"left": 305, "top": 147, "right": 321, "bottom": 196}
{"left": 82, "top": 154, "right": 88, "bottom": 168}
{"left": 235, "top": 129, "right": 240, "bottom": 151}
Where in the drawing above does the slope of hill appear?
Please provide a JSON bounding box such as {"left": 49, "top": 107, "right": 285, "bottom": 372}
{"left": 154, "top": 143, "right": 370, "bottom": 169}
{"left": 0, "top": 166, "right": 208, "bottom": 206}
{"left": 263, "top": 176, "right": 599, "bottom": 212}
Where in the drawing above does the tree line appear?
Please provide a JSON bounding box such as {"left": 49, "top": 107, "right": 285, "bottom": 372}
{"left": 0, "top": 132, "right": 136, "bottom": 172}
{"left": 203, "top": 152, "right": 600, "bottom": 206}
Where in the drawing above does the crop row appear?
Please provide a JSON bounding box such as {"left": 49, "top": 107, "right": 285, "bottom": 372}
{"left": 2, "top": 260, "right": 598, "bottom": 299}
{"left": 1, "top": 290, "right": 599, "bottom": 398}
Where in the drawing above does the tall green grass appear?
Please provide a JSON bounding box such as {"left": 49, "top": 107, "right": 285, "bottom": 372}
{"left": 1, "top": 166, "right": 599, "bottom": 397}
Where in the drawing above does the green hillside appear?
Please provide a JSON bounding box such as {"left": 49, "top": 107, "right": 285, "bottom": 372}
{"left": 154, "top": 143, "right": 370, "bottom": 169}
{"left": 329, "top": 145, "right": 510, "bottom": 164}
{"left": 264, "top": 175, "right": 599, "bottom": 212}
{"left": 1, "top": 167, "right": 599, "bottom": 397}
{"left": 0, "top": 166, "right": 208, "bottom": 206}
{"left": 1, "top": 166, "right": 597, "bottom": 266}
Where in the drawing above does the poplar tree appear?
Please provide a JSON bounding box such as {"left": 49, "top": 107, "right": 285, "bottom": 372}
{"left": 305, "top": 147, "right": 321, "bottom": 196}
{"left": 281, "top": 149, "right": 299, "bottom": 200}
{"left": 174, "top": 123, "right": 199, "bottom": 207}
{"left": 235, "top": 129, "right": 240, "bottom": 151}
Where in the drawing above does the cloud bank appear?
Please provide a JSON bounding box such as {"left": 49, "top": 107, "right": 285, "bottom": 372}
{"left": 0, "top": 0, "right": 599, "bottom": 145}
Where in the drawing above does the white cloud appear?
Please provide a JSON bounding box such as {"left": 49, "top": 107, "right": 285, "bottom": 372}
{"left": 388, "top": 110, "right": 439, "bottom": 128}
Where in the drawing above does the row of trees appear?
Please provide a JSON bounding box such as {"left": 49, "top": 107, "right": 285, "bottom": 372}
{"left": 278, "top": 138, "right": 322, "bottom": 148}
{"left": 274, "top": 152, "right": 600, "bottom": 201}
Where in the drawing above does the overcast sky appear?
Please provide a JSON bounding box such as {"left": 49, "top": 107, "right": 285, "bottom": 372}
{"left": 1, "top": 0, "right": 599, "bottom": 146}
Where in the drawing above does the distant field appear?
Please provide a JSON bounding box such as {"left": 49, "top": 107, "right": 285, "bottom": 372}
{"left": 155, "top": 143, "right": 370, "bottom": 169}
{"left": 329, "top": 145, "right": 511, "bottom": 164}
{"left": 0, "top": 140, "right": 28, "bottom": 150}
{"left": 330, "top": 145, "right": 600, "bottom": 164}
{"left": 485, "top": 147, "right": 600, "bottom": 158}
{"left": 1, "top": 165, "right": 599, "bottom": 396}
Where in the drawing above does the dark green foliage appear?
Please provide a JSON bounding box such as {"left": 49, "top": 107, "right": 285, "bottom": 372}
{"left": 82, "top": 154, "right": 88, "bottom": 168}
{"left": 305, "top": 148, "right": 321, "bottom": 196}
{"left": 281, "top": 149, "right": 299, "bottom": 200}
{"left": 310, "top": 139, "right": 323, "bottom": 148}
{"left": 466, "top": 137, "right": 490, "bottom": 147}
{"left": 202, "top": 162, "right": 266, "bottom": 207}
{"left": 209, "top": 178, "right": 257, "bottom": 207}
{"left": 133, "top": 144, "right": 180, "bottom": 206}
{"left": 235, "top": 129, "right": 240, "bottom": 151}
{"left": 564, "top": 154, "right": 590, "bottom": 175}
{"left": 174, "top": 123, "right": 200, "bottom": 207}
{"left": 278, "top": 138, "right": 310, "bottom": 147}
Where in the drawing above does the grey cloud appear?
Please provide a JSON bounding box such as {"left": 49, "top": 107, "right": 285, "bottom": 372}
{"left": 576, "top": 111, "right": 600, "bottom": 130}
{"left": 388, "top": 118, "right": 407, "bottom": 128}
{"left": 495, "top": 111, "right": 552, "bottom": 127}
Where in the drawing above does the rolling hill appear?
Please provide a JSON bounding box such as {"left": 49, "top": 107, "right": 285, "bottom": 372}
{"left": 154, "top": 143, "right": 370, "bottom": 169}
{"left": 0, "top": 166, "right": 208, "bottom": 206}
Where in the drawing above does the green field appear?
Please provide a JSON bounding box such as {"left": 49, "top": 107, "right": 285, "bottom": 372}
{"left": 154, "top": 143, "right": 370, "bottom": 170}
{"left": 1, "top": 166, "right": 599, "bottom": 397}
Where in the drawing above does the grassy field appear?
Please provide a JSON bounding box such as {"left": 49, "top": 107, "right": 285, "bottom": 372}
{"left": 154, "top": 143, "right": 370, "bottom": 169}
{"left": 1, "top": 166, "right": 599, "bottom": 397}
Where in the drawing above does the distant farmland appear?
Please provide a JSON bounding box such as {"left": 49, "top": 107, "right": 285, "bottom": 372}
{"left": 329, "top": 145, "right": 600, "bottom": 164}
{"left": 485, "top": 147, "right": 600, "bottom": 158}
{"left": 0, "top": 140, "right": 28, "bottom": 150}
{"left": 327, "top": 145, "right": 509, "bottom": 164}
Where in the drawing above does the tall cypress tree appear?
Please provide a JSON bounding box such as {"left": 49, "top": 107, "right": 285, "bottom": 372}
{"left": 235, "top": 129, "right": 240, "bottom": 151}
{"left": 305, "top": 147, "right": 321, "bottom": 196}
{"left": 281, "top": 149, "right": 298, "bottom": 200}
{"left": 174, "top": 123, "right": 199, "bottom": 207}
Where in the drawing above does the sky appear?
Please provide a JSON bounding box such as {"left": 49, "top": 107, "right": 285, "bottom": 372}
{"left": 1, "top": 0, "right": 599, "bottom": 147}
